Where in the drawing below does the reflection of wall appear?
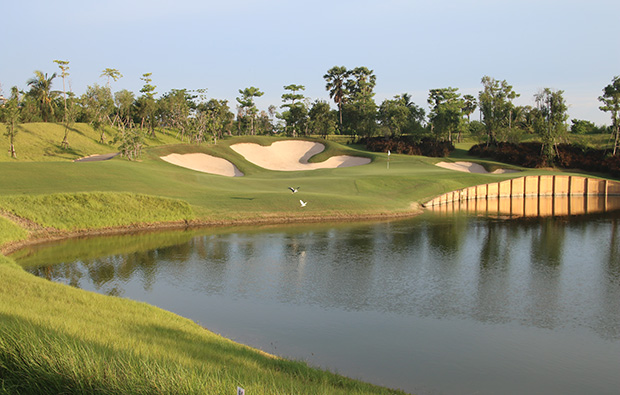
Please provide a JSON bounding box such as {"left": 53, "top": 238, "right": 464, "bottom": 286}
{"left": 424, "top": 176, "right": 620, "bottom": 217}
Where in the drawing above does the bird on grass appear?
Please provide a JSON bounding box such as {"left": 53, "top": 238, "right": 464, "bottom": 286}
{"left": 299, "top": 200, "right": 307, "bottom": 207}
{"left": 288, "top": 186, "right": 300, "bottom": 193}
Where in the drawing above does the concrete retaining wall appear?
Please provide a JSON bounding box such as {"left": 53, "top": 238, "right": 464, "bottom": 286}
{"left": 424, "top": 175, "right": 620, "bottom": 207}
{"left": 426, "top": 195, "right": 620, "bottom": 217}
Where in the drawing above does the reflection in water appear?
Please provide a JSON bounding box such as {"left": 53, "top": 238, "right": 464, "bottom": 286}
{"left": 14, "top": 214, "right": 620, "bottom": 395}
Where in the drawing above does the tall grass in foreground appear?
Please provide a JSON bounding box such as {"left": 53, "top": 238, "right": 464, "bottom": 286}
{"left": 0, "top": 192, "right": 194, "bottom": 231}
{"left": 0, "top": 256, "right": 406, "bottom": 394}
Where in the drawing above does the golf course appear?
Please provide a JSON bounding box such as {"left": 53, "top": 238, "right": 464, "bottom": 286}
{"left": 0, "top": 123, "right": 606, "bottom": 394}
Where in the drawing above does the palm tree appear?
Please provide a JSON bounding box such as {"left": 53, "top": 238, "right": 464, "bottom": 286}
{"left": 54, "top": 60, "right": 71, "bottom": 147}
{"left": 323, "top": 66, "right": 349, "bottom": 128}
{"left": 236, "top": 87, "right": 264, "bottom": 135}
{"left": 4, "top": 86, "right": 21, "bottom": 158}
{"left": 599, "top": 76, "right": 620, "bottom": 155}
{"left": 26, "top": 70, "right": 57, "bottom": 122}
{"left": 100, "top": 68, "right": 123, "bottom": 90}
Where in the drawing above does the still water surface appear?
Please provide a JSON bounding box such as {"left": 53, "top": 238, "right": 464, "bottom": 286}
{"left": 14, "top": 210, "right": 620, "bottom": 395}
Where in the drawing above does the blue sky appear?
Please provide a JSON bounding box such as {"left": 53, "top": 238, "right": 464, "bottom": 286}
{"left": 2, "top": 0, "right": 619, "bottom": 125}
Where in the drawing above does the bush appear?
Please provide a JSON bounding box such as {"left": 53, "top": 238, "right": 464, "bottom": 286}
{"left": 469, "top": 142, "right": 620, "bottom": 177}
{"left": 363, "top": 137, "right": 454, "bottom": 157}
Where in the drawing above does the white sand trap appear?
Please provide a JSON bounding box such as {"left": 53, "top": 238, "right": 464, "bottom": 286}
{"left": 161, "top": 153, "right": 243, "bottom": 177}
{"left": 436, "top": 161, "right": 519, "bottom": 174}
{"left": 231, "top": 141, "right": 371, "bottom": 171}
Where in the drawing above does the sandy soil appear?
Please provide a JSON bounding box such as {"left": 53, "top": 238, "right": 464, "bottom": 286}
{"left": 230, "top": 141, "right": 371, "bottom": 171}
{"left": 161, "top": 153, "right": 244, "bottom": 177}
{"left": 436, "top": 161, "right": 519, "bottom": 174}
{"left": 74, "top": 153, "right": 120, "bottom": 162}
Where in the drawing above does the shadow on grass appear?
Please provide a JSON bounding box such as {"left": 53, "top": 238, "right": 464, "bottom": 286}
{"left": 0, "top": 313, "right": 172, "bottom": 394}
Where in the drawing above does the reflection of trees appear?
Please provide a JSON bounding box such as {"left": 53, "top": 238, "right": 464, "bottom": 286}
{"left": 194, "top": 236, "right": 231, "bottom": 294}
{"left": 28, "top": 261, "right": 83, "bottom": 288}
{"left": 426, "top": 216, "right": 468, "bottom": 261}
{"left": 600, "top": 218, "right": 620, "bottom": 340}
{"left": 87, "top": 258, "right": 117, "bottom": 288}
{"left": 329, "top": 226, "right": 376, "bottom": 306}
{"left": 530, "top": 218, "right": 564, "bottom": 267}
{"left": 474, "top": 220, "right": 512, "bottom": 323}
{"left": 156, "top": 242, "right": 193, "bottom": 263}
{"left": 525, "top": 218, "right": 564, "bottom": 329}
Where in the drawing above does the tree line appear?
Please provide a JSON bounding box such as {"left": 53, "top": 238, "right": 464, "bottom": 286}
{"left": 1, "top": 60, "right": 618, "bottom": 162}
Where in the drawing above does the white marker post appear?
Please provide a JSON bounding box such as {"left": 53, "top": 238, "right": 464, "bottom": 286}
{"left": 387, "top": 150, "right": 391, "bottom": 170}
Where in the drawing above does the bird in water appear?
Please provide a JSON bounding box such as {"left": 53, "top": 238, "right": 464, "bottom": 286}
{"left": 288, "top": 186, "right": 300, "bottom": 193}
{"left": 299, "top": 200, "right": 307, "bottom": 207}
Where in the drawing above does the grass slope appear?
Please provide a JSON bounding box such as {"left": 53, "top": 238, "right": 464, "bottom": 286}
{"left": 0, "top": 192, "right": 193, "bottom": 230}
{"left": 0, "top": 122, "right": 188, "bottom": 162}
{"left": 0, "top": 256, "right": 404, "bottom": 394}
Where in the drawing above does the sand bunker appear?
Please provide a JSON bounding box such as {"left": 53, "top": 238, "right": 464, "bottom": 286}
{"left": 161, "top": 153, "right": 243, "bottom": 177}
{"left": 231, "top": 141, "right": 371, "bottom": 171}
{"left": 436, "top": 161, "right": 519, "bottom": 174}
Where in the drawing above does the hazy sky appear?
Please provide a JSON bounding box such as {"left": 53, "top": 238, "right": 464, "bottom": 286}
{"left": 2, "top": 0, "right": 619, "bottom": 125}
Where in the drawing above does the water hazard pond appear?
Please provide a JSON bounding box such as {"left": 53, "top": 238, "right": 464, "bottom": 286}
{"left": 13, "top": 208, "right": 620, "bottom": 395}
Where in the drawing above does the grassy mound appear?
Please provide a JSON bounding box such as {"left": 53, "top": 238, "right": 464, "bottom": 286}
{"left": 0, "top": 122, "right": 188, "bottom": 162}
{"left": 0, "top": 192, "right": 194, "bottom": 231}
{"left": 0, "top": 217, "right": 28, "bottom": 246}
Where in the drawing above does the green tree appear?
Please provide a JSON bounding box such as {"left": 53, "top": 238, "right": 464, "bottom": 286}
{"left": 138, "top": 73, "right": 157, "bottom": 136}
{"left": 26, "top": 70, "right": 57, "bottom": 122}
{"left": 599, "top": 76, "right": 620, "bottom": 155}
{"left": 308, "top": 100, "right": 336, "bottom": 139}
{"left": 462, "top": 94, "right": 477, "bottom": 122}
{"left": 199, "top": 99, "right": 233, "bottom": 142}
{"left": 280, "top": 84, "right": 307, "bottom": 136}
{"left": 428, "top": 87, "right": 463, "bottom": 141}
{"left": 534, "top": 88, "right": 568, "bottom": 162}
{"left": 570, "top": 119, "right": 599, "bottom": 135}
{"left": 236, "top": 86, "right": 264, "bottom": 135}
{"left": 323, "top": 66, "right": 350, "bottom": 129}
{"left": 378, "top": 96, "right": 410, "bottom": 137}
{"left": 346, "top": 66, "right": 376, "bottom": 99}
{"left": 3, "top": 87, "right": 21, "bottom": 158}
{"left": 478, "top": 76, "right": 519, "bottom": 144}
{"left": 255, "top": 110, "right": 275, "bottom": 135}
{"left": 54, "top": 60, "right": 71, "bottom": 148}
{"left": 400, "top": 93, "right": 426, "bottom": 135}
{"left": 116, "top": 127, "right": 143, "bottom": 161}
{"left": 101, "top": 68, "right": 123, "bottom": 127}
{"left": 461, "top": 94, "right": 477, "bottom": 141}
{"left": 63, "top": 93, "right": 79, "bottom": 145}
{"left": 342, "top": 99, "right": 377, "bottom": 139}
{"left": 114, "top": 89, "right": 135, "bottom": 129}
{"left": 512, "top": 105, "right": 537, "bottom": 135}
{"left": 81, "top": 84, "right": 114, "bottom": 143}
{"left": 158, "top": 89, "right": 194, "bottom": 140}
{"left": 342, "top": 66, "right": 377, "bottom": 138}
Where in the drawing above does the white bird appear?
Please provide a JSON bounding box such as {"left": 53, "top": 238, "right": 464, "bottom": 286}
{"left": 288, "top": 186, "right": 300, "bottom": 193}
{"left": 299, "top": 200, "right": 307, "bottom": 207}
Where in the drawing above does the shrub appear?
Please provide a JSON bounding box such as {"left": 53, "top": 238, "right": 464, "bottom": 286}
{"left": 469, "top": 142, "right": 620, "bottom": 177}
{"left": 363, "top": 137, "right": 454, "bottom": 157}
